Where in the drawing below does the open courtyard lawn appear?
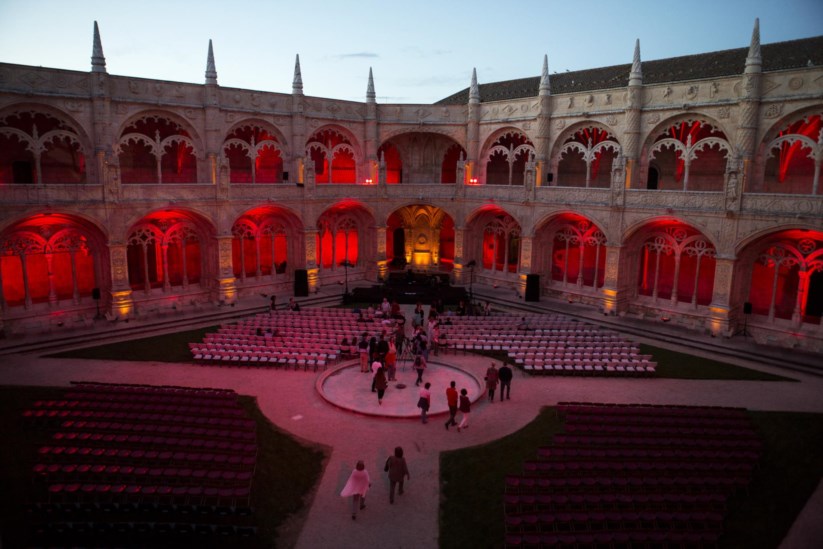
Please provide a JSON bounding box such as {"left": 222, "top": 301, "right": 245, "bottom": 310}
{"left": 639, "top": 343, "right": 795, "bottom": 381}
{"left": 439, "top": 406, "right": 823, "bottom": 549}
{"left": 0, "top": 385, "right": 327, "bottom": 549}
{"left": 44, "top": 325, "right": 220, "bottom": 363}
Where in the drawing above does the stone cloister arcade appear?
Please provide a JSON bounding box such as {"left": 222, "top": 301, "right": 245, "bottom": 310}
{"left": 1, "top": 21, "right": 821, "bottom": 350}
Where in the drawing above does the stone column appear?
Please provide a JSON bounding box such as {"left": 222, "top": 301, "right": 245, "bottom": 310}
{"left": 452, "top": 227, "right": 467, "bottom": 284}
{"left": 517, "top": 235, "right": 534, "bottom": 297}
{"left": 535, "top": 55, "right": 552, "bottom": 188}
{"left": 466, "top": 69, "right": 481, "bottom": 184}
{"left": 624, "top": 40, "right": 643, "bottom": 190}
{"left": 600, "top": 244, "right": 632, "bottom": 315}
{"left": 108, "top": 242, "right": 134, "bottom": 319}
{"left": 214, "top": 235, "right": 237, "bottom": 304}
{"left": 707, "top": 256, "right": 736, "bottom": 336}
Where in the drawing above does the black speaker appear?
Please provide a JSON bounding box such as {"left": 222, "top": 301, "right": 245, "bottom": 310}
{"left": 743, "top": 302, "right": 752, "bottom": 315}
{"left": 92, "top": 288, "right": 101, "bottom": 300}
{"left": 525, "top": 274, "right": 540, "bottom": 302}
{"left": 546, "top": 173, "right": 554, "bottom": 183}
{"left": 294, "top": 269, "right": 309, "bottom": 297}
{"left": 282, "top": 171, "right": 289, "bottom": 181}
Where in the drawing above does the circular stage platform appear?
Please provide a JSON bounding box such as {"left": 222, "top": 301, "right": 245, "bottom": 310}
{"left": 317, "top": 359, "right": 483, "bottom": 418}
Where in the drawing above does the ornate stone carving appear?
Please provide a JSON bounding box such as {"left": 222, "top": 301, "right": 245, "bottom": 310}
{"left": 554, "top": 119, "right": 566, "bottom": 130}
{"left": 605, "top": 115, "right": 618, "bottom": 126}
{"left": 717, "top": 106, "right": 731, "bottom": 119}
{"left": 763, "top": 103, "right": 783, "bottom": 118}
{"left": 788, "top": 77, "right": 804, "bottom": 90}
{"left": 646, "top": 113, "right": 660, "bottom": 125}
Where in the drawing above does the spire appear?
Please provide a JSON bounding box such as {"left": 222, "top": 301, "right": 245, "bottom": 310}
{"left": 539, "top": 54, "right": 551, "bottom": 95}
{"left": 469, "top": 68, "right": 480, "bottom": 103}
{"left": 629, "top": 39, "right": 642, "bottom": 87}
{"left": 91, "top": 21, "right": 106, "bottom": 73}
{"left": 745, "top": 18, "right": 762, "bottom": 74}
{"left": 292, "top": 54, "right": 303, "bottom": 94}
{"left": 205, "top": 39, "right": 218, "bottom": 85}
{"left": 366, "top": 67, "right": 375, "bottom": 102}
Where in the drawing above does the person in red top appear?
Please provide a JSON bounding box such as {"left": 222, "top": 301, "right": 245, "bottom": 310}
{"left": 444, "top": 381, "right": 459, "bottom": 430}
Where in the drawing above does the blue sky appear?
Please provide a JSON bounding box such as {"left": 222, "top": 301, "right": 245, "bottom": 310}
{"left": 0, "top": 0, "right": 821, "bottom": 103}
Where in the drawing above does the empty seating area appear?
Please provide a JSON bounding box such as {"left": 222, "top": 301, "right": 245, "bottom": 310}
{"left": 189, "top": 307, "right": 391, "bottom": 370}
{"left": 504, "top": 403, "right": 762, "bottom": 548}
{"left": 23, "top": 381, "right": 258, "bottom": 546}
{"left": 440, "top": 314, "right": 656, "bottom": 376}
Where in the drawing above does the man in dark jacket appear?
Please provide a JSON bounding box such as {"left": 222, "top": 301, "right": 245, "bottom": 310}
{"left": 498, "top": 363, "right": 513, "bottom": 400}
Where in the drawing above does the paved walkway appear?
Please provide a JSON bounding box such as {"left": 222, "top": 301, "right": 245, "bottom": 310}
{"left": 1, "top": 299, "right": 821, "bottom": 548}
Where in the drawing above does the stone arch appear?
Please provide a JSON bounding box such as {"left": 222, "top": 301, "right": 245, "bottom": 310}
{"left": 641, "top": 114, "right": 733, "bottom": 192}
{"left": 480, "top": 128, "right": 535, "bottom": 186}
{"left": 551, "top": 121, "right": 622, "bottom": 189}
{"left": 125, "top": 208, "right": 216, "bottom": 294}
{"left": 231, "top": 204, "right": 303, "bottom": 284}
{"left": 533, "top": 212, "right": 609, "bottom": 291}
{"left": 464, "top": 205, "right": 523, "bottom": 275}
{"left": 315, "top": 200, "right": 377, "bottom": 273}
{"left": 623, "top": 217, "right": 718, "bottom": 307}
{"left": 115, "top": 110, "right": 204, "bottom": 184}
{"left": 385, "top": 204, "right": 456, "bottom": 270}
{"left": 378, "top": 132, "right": 467, "bottom": 184}
{"left": 755, "top": 106, "right": 823, "bottom": 195}
{"left": 222, "top": 119, "right": 290, "bottom": 184}
{"left": 0, "top": 211, "right": 109, "bottom": 310}
{"left": 0, "top": 104, "right": 92, "bottom": 185}
{"left": 306, "top": 124, "right": 363, "bottom": 184}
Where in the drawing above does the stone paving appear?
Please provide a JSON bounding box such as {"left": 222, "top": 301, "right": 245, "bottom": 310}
{"left": 0, "top": 296, "right": 821, "bottom": 548}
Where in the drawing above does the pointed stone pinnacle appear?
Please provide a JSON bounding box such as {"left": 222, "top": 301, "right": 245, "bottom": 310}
{"left": 745, "top": 18, "right": 762, "bottom": 74}
{"left": 629, "top": 39, "right": 642, "bottom": 87}
{"left": 205, "top": 39, "right": 217, "bottom": 85}
{"left": 367, "top": 67, "right": 375, "bottom": 101}
{"left": 293, "top": 54, "right": 303, "bottom": 94}
{"left": 91, "top": 21, "right": 106, "bottom": 73}
{"left": 469, "top": 68, "right": 480, "bottom": 103}
{"left": 539, "top": 54, "right": 551, "bottom": 95}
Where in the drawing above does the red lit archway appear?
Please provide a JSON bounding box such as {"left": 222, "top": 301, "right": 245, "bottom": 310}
{"left": 555, "top": 125, "right": 620, "bottom": 188}
{"left": 378, "top": 132, "right": 466, "bottom": 184}
{"left": 315, "top": 202, "right": 375, "bottom": 275}
{"left": 306, "top": 127, "right": 359, "bottom": 184}
{"left": 534, "top": 213, "right": 607, "bottom": 290}
{"left": 483, "top": 130, "right": 535, "bottom": 186}
{"left": 646, "top": 118, "right": 731, "bottom": 191}
{"left": 629, "top": 220, "right": 717, "bottom": 306}
{"left": 741, "top": 229, "right": 823, "bottom": 325}
{"left": 760, "top": 112, "right": 822, "bottom": 195}
{"left": 117, "top": 113, "right": 199, "bottom": 184}
{"left": 377, "top": 142, "right": 402, "bottom": 184}
{"left": 0, "top": 213, "right": 105, "bottom": 309}
{"left": 126, "top": 210, "right": 213, "bottom": 293}
{"left": 223, "top": 123, "right": 287, "bottom": 184}
{"left": 231, "top": 205, "right": 302, "bottom": 283}
{"left": 465, "top": 206, "right": 522, "bottom": 274}
{"left": 0, "top": 109, "right": 88, "bottom": 185}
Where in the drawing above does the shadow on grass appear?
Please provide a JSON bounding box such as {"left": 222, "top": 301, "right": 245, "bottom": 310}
{"left": 0, "top": 385, "right": 328, "bottom": 549}
{"left": 439, "top": 406, "right": 823, "bottom": 549}
{"left": 44, "top": 326, "right": 221, "bottom": 363}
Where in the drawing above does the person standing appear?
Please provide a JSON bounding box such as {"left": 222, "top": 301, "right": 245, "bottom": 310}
{"left": 269, "top": 295, "right": 277, "bottom": 315}
{"left": 384, "top": 446, "right": 410, "bottom": 504}
{"left": 457, "top": 388, "right": 471, "bottom": 432}
{"left": 358, "top": 333, "right": 370, "bottom": 373}
{"left": 417, "top": 382, "right": 431, "bottom": 424}
{"left": 385, "top": 338, "right": 397, "bottom": 382}
{"left": 444, "top": 381, "right": 458, "bottom": 429}
{"left": 413, "top": 355, "right": 426, "bottom": 386}
{"left": 498, "top": 363, "right": 513, "bottom": 401}
{"left": 376, "top": 333, "right": 389, "bottom": 364}
{"left": 288, "top": 297, "right": 300, "bottom": 311}
{"left": 371, "top": 359, "right": 382, "bottom": 392}
{"left": 340, "top": 460, "right": 370, "bottom": 520}
{"left": 485, "top": 362, "right": 499, "bottom": 402}
{"left": 374, "top": 367, "right": 388, "bottom": 405}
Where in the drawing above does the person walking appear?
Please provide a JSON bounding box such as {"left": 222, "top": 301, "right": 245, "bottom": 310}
{"left": 340, "top": 460, "right": 370, "bottom": 520}
{"left": 384, "top": 446, "right": 410, "bottom": 504}
{"left": 417, "top": 382, "right": 431, "bottom": 424}
{"left": 485, "top": 362, "right": 499, "bottom": 402}
{"left": 371, "top": 359, "right": 382, "bottom": 392}
{"left": 413, "top": 355, "right": 426, "bottom": 386}
{"left": 375, "top": 367, "right": 388, "bottom": 405}
{"left": 457, "top": 388, "right": 471, "bottom": 432}
{"left": 444, "top": 381, "right": 458, "bottom": 429}
{"left": 498, "top": 363, "right": 513, "bottom": 401}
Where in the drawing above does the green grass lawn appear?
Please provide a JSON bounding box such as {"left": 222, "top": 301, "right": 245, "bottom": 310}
{"left": 640, "top": 343, "right": 795, "bottom": 381}
{"left": 439, "top": 407, "right": 823, "bottom": 549}
{"left": 0, "top": 385, "right": 327, "bottom": 549}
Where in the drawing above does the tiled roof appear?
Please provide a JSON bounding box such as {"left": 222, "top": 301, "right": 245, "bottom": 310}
{"left": 435, "top": 36, "right": 823, "bottom": 105}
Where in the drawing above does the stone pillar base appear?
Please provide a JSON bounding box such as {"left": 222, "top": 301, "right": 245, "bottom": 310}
{"left": 110, "top": 289, "right": 134, "bottom": 320}
{"left": 216, "top": 277, "right": 238, "bottom": 304}
{"left": 307, "top": 268, "right": 319, "bottom": 294}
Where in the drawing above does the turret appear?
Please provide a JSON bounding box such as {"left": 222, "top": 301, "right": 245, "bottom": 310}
{"left": 292, "top": 54, "right": 303, "bottom": 95}
{"left": 91, "top": 21, "right": 106, "bottom": 73}
{"left": 205, "top": 39, "right": 218, "bottom": 85}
